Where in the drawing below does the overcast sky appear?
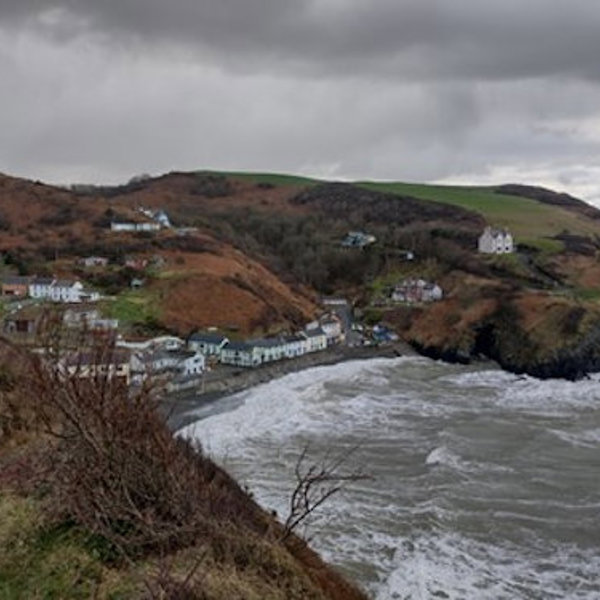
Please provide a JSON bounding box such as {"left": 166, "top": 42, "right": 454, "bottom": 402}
{"left": 2, "top": 1, "right": 600, "bottom": 204}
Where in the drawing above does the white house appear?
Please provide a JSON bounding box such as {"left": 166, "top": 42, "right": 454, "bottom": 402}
{"left": 282, "top": 335, "right": 309, "bottom": 358}
{"left": 392, "top": 279, "right": 443, "bottom": 304}
{"left": 220, "top": 341, "right": 262, "bottom": 367}
{"left": 29, "top": 277, "right": 56, "bottom": 300}
{"left": 320, "top": 314, "right": 344, "bottom": 345}
{"left": 251, "top": 338, "right": 286, "bottom": 363}
{"left": 187, "top": 332, "right": 229, "bottom": 356}
{"left": 130, "top": 349, "right": 205, "bottom": 383}
{"left": 111, "top": 222, "right": 161, "bottom": 233}
{"left": 302, "top": 327, "right": 328, "bottom": 353}
{"left": 79, "top": 256, "right": 108, "bottom": 268}
{"left": 154, "top": 210, "right": 171, "bottom": 228}
{"left": 118, "top": 336, "right": 185, "bottom": 352}
{"left": 29, "top": 278, "right": 87, "bottom": 303}
{"left": 63, "top": 306, "right": 118, "bottom": 331}
{"left": 478, "top": 226, "right": 514, "bottom": 254}
{"left": 61, "top": 350, "right": 132, "bottom": 386}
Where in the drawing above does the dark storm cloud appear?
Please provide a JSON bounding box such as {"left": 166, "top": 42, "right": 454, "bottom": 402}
{"left": 3, "top": 0, "right": 600, "bottom": 80}
{"left": 1, "top": 1, "right": 600, "bottom": 204}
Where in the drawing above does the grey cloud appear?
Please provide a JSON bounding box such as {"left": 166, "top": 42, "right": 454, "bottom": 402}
{"left": 2, "top": 2, "right": 600, "bottom": 205}
{"left": 2, "top": 1, "right": 600, "bottom": 81}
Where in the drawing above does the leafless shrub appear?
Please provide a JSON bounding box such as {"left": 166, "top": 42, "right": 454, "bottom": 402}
{"left": 280, "top": 446, "right": 371, "bottom": 542}
{"left": 0, "top": 316, "right": 263, "bottom": 561}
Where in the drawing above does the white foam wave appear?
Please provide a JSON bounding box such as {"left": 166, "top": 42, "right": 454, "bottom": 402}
{"left": 178, "top": 357, "right": 410, "bottom": 455}
{"left": 377, "top": 533, "right": 600, "bottom": 600}
{"left": 425, "top": 446, "right": 463, "bottom": 469}
{"left": 548, "top": 427, "right": 600, "bottom": 449}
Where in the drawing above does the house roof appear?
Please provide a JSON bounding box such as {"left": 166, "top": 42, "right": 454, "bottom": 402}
{"left": 54, "top": 279, "right": 81, "bottom": 289}
{"left": 251, "top": 338, "right": 284, "bottom": 348}
{"left": 63, "top": 349, "right": 130, "bottom": 368}
{"left": 31, "top": 277, "right": 55, "bottom": 286}
{"left": 189, "top": 332, "right": 228, "bottom": 345}
{"left": 304, "top": 327, "right": 326, "bottom": 338}
{"left": 223, "top": 341, "right": 251, "bottom": 352}
{"left": 482, "top": 226, "right": 511, "bottom": 238}
{"left": 2, "top": 276, "right": 32, "bottom": 286}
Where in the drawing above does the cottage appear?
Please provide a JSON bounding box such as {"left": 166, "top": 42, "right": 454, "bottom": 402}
{"left": 188, "top": 332, "right": 229, "bottom": 356}
{"left": 341, "top": 231, "right": 377, "bottom": 248}
{"left": 79, "top": 256, "right": 108, "bottom": 268}
{"left": 154, "top": 210, "right": 171, "bottom": 228}
{"left": 3, "top": 307, "right": 40, "bottom": 336}
{"left": 63, "top": 305, "right": 118, "bottom": 331}
{"left": 220, "top": 341, "right": 262, "bottom": 367}
{"left": 63, "top": 305, "right": 101, "bottom": 327}
{"left": 28, "top": 278, "right": 96, "bottom": 304}
{"left": 392, "top": 279, "right": 443, "bottom": 304}
{"left": 282, "top": 335, "right": 309, "bottom": 358}
{"left": 478, "top": 226, "right": 514, "bottom": 254}
{"left": 49, "top": 280, "right": 85, "bottom": 303}
{"left": 125, "top": 257, "right": 149, "bottom": 271}
{"left": 251, "top": 338, "right": 286, "bottom": 363}
{"left": 130, "top": 349, "right": 204, "bottom": 384}
{"left": 110, "top": 222, "right": 161, "bottom": 233}
{"left": 29, "top": 277, "right": 56, "bottom": 300}
{"left": 118, "top": 335, "right": 185, "bottom": 352}
{"left": 62, "top": 350, "right": 132, "bottom": 386}
{"left": 1, "top": 276, "right": 32, "bottom": 297}
{"left": 130, "top": 278, "right": 145, "bottom": 289}
{"left": 320, "top": 314, "right": 344, "bottom": 345}
{"left": 302, "top": 327, "right": 328, "bottom": 353}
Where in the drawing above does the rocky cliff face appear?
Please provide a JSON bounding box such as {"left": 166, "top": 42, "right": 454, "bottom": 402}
{"left": 401, "top": 291, "right": 600, "bottom": 380}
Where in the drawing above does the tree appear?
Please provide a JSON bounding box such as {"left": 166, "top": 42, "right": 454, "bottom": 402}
{"left": 280, "top": 445, "right": 371, "bottom": 542}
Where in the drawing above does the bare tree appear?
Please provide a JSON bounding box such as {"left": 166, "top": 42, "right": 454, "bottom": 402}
{"left": 280, "top": 445, "right": 371, "bottom": 542}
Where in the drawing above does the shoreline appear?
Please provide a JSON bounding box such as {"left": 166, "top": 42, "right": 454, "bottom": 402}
{"left": 160, "top": 342, "right": 414, "bottom": 431}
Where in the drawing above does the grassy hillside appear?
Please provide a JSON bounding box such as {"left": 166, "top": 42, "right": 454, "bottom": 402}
{"left": 207, "top": 171, "right": 600, "bottom": 250}
{"left": 358, "top": 181, "right": 600, "bottom": 245}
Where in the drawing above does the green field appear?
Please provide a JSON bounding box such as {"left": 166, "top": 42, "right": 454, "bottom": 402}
{"left": 203, "top": 170, "right": 321, "bottom": 187}
{"left": 102, "top": 290, "right": 160, "bottom": 325}
{"left": 359, "top": 181, "right": 600, "bottom": 241}
{"left": 200, "top": 171, "right": 600, "bottom": 247}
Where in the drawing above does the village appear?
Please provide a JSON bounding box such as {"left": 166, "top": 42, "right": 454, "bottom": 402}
{"left": 0, "top": 217, "right": 515, "bottom": 396}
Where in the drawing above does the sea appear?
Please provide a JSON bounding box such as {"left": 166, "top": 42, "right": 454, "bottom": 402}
{"left": 180, "top": 357, "right": 600, "bottom": 599}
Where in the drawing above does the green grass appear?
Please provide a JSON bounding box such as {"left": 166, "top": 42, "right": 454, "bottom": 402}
{"left": 573, "top": 288, "right": 600, "bottom": 302}
{"left": 201, "top": 170, "right": 320, "bottom": 187}
{"left": 103, "top": 290, "right": 160, "bottom": 325}
{"left": 518, "top": 237, "right": 565, "bottom": 254}
{"left": 358, "top": 181, "right": 600, "bottom": 243}
{"left": 0, "top": 495, "right": 134, "bottom": 599}
{"left": 197, "top": 170, "right": 600, "bottom": 256}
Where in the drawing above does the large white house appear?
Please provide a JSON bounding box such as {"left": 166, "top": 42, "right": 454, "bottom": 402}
{"left": 130, "top": 349, "right": 205, "bottom": 384}
{"left": 302, "top": 327, "right": 328, "bottom": 352}
{"left": 29, "top": 278, "right": 92, "bottom": 303}
{"left": 392, "top": 279, "right": 443, "bottom": 304}
{"left": 110, "top": 222, "right": 161, "bottom": 232}
{"left": 187, "top": 332, "right": 229, "bottom": 356}
{"left": 220, "top": 341, "right": 263, "bottom": 367}
{"left": 320, "top": 314, "right": 344, "bottom": 345}
{"left": 478, "top": 227, "right": 514, "bottom": 254}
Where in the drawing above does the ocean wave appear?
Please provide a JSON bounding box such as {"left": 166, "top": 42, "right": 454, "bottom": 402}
{"left": 178, "top": 356, "right": 412, "bottom": 455}
{"left": 377, "top": 533, "right": 600, "bottom": 600}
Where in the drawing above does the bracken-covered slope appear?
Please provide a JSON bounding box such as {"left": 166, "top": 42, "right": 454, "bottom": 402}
{"left": 3, "top": 169, "right": 600, "bottom": 377}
